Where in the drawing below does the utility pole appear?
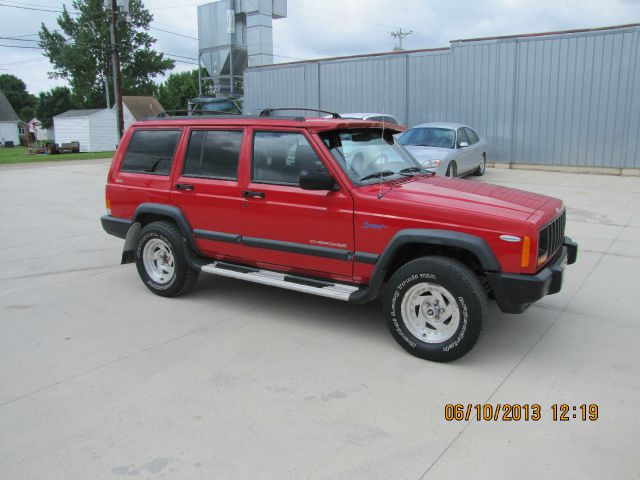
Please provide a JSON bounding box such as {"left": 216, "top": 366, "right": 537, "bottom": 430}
{"left": 391, "top": 28, "right": 412, "bottom": 51}
{"left": 109, "top": 0, "right": 124, "bottom": 139}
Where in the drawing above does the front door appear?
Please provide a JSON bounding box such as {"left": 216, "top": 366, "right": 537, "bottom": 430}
{"left": 170, "top": 127, "right": 247, "bottom": 260}
{"left": 240, "top": 128, "right": 355, "bottom": 280}
{"left": 456, "top": 127, "right": 474, "bottom": 174}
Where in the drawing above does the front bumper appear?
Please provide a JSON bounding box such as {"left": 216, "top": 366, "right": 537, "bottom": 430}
{"left": 486, "top": 236, "right": 578, "bottom": 314}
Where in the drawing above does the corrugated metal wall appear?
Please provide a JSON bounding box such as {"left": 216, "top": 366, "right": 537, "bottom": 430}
{"left": 244, "top": 25, "right": 640, "bottom": 168}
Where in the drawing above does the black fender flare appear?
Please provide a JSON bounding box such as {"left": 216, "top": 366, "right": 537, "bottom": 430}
{"left": 121, "top": 203, "right": 203, "bottom": 263}
{"left": 349, "top": 229, "right": 500, "bottom": 304}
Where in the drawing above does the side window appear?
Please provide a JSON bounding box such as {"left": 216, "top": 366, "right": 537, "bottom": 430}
{"left": 457, "top": 128, "right": 470, "bottom": 147}
{"left": 465, "top": 128, "right": 479, "bottom": 145}
{"left": 121, "top": 129, "right": 181, "bottom": 175}
{"left": 183, "top": 130, "right": 243, "bottom": 180}
{"left": 253, "top": 131, "right": 327, "bottom": 186}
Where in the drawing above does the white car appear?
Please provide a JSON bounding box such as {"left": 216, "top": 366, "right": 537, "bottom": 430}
{"left": 398, "top": 122, "right": 488, "bottom": 177}
{"left": 338, "top": 112, "right": 401, "bottom": 125}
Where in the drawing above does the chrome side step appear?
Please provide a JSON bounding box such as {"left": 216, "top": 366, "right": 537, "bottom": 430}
{"left": 201, "top": 261, "right": 361, "bottom": 301}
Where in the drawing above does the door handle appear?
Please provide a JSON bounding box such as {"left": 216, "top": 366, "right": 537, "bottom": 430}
{"left": 242, "top": 190, "right": 265, "bottom": 198}
{"left": 176, "top": 183, "right": 194, "bottom": 191}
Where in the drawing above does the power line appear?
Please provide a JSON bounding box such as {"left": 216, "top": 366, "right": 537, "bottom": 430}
{"left": 0, "top": 2, "right": 61, "bottom": 13}
{"left": 0, "top": 56, "right": 48, "bottom": 67}
{"left": 0, "top": 36, "right": 39, "bottom": 42}
{"left": 165, "top": 53, "right": 197, "bottom": 61}
{"left": 287, "top": 8, "right": 391, "bottom": 34}
{"left": 1, "top": 32, "right": 40, "bottom": 39}
{"left": 0, "top": 43, "right": 44, "bottom": 49}
{"left": 288, "top": 0, "right": 397, "bottom": 30}
{"left": 149, "top": 26, "right": 197, "bottom": 40}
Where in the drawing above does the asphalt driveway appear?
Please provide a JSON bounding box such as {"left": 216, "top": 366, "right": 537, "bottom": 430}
{"left": 1, "top": 159, "right": 639, "bottom": 479}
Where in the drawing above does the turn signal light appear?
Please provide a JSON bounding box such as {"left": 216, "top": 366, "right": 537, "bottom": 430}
{"left": 521, "top": 235, "right": 531, "bottom": 268}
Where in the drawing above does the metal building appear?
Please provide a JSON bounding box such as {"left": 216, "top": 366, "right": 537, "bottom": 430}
{"left": 197, "top": 0, "right": 287, "bottom": 95}
{"left": 244, "top": 24, "right": 640, "bottom": 170}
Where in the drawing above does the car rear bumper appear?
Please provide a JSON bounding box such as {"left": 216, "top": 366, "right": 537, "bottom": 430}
{"left": 101, "top": 215, "right": 131, "bottom": 239}
{"left": 486, "top": 236, "right": 578, "bottom": 314}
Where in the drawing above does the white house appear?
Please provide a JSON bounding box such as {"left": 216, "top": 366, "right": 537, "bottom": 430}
{"left": 0, "top": 89, "right": 20, "bottom": 146}
{"left": 53, "top": 109, "right": 118, "bottom": 152}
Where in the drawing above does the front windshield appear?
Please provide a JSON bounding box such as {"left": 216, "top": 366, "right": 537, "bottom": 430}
{"left": 399, "top": 127, "right": 455, "bottom": 149}
{"left": 321, "top": 129, "right": 424, "bottom": 185}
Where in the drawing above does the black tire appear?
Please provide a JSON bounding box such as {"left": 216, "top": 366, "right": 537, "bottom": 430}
{"left": 135, "top": 221, "right": 199, "bottom": 297}
{"left": 445, "top": 161, "right": 457, "bottom": 178}
{"left": 473, "top": 154, "right": 486, "bottom": 176}
{"left": 383, "top": 256, "right": 488, "bottom": 362}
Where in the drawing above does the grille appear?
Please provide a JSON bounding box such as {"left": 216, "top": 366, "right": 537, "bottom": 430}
{"left": 539, "top": 210, "right": 566, "bottom": 261}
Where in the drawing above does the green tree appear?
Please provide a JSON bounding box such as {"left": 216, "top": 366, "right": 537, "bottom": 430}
{"left": 0, "top": 74, "right": 37, "bottom": 121}
{"left": 35, "top": 87, "right": 79, "bottom": 129}
{"left": 155, "top": 69, "right": 213, "bottom": 112}
{"left": 39, "top": 0, "right": 174, "bottom": 108}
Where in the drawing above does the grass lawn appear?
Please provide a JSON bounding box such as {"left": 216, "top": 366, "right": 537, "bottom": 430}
{"left": 0, "top": 146, "right": 114, "bottom": 165}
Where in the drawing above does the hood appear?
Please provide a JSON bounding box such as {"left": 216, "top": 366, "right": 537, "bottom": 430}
{"left": 363, "top": 175, "right": 554, "bottom": 220}
{"left": 403, "top": 145, "right": 452, "bottom": 163}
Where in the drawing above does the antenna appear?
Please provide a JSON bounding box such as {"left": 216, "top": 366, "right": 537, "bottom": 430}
{"left": 391, "top": 28, "right": 412, "bottom": 51}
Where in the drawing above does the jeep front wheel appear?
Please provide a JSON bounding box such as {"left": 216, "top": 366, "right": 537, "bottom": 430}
{"left": 383, "top": 256, "right": 487, "bottom": 362}
{"left": 135, "top": 221, "right": 199, "bottom": 297}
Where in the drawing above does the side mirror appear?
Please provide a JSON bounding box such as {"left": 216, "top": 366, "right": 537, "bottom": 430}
{"left": 458, "top": 141, "right": 469, "bottom": 148}
{"left": 300, "top": 170, "right": 338, "bottom": 191}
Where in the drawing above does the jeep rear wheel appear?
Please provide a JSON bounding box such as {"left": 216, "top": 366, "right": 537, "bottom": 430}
{"left": 135, "top": 221, "right": 199, "bottom": 297}
{"left": 383, "top": 256, "right": 487, "bottom": 362}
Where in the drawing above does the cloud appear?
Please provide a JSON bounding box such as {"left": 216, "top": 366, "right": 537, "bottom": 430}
{"left": 0, "top": 0, "right": 638, "bottom": 96}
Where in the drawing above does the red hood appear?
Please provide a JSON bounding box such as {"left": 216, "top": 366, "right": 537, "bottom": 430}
{"left": 360, "top": 175, "right": 556, "bottom": 221}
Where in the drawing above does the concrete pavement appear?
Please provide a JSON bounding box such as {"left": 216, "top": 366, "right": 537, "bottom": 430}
{"left": 0, "top": 161, "right": 638, "bottom": 479}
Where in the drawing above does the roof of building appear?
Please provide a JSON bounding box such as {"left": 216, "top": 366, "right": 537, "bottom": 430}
{"left": 247, "top": 23, "right": 640, "bottom": 70}
{"left": 0, "top": 90, "right": 20, "bottom": 122}
{"left": 54, "top": 109, "right": 106, "bottom": 119}
{"left": 122, "top": 96, "right": 165, "bottom": 120}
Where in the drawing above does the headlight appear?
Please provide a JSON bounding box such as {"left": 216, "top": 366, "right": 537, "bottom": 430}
{"left": 422, "top": 159, "right": 442, "bottom": 168}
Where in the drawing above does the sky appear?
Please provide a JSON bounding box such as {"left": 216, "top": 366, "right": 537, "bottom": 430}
{"left": 1, "top": 0, "right": 639, "bottom": 95}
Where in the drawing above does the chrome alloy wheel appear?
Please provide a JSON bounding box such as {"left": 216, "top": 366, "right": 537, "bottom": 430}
{"left": 479, "top": 155, "right": 486, "bottom": 174}
{"left": 400, "top": 282, "right": 460, "bottom": 343}
{"left": 142, "top": 238, "right": 175, "bottom": 284}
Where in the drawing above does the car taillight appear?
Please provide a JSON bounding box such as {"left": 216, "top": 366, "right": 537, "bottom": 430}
{"left": 105, "top": 190, "right": 111, "bottom": 216}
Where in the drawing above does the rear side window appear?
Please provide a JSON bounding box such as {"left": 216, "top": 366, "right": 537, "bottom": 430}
{"left": 465, "top": 128, "right": 480, "bottom": 144}
{"left": 183, "top": 130, "right": 243, "bottom": 180}
{"left": 121, "top": 130, "right": 181, "bottom": 175}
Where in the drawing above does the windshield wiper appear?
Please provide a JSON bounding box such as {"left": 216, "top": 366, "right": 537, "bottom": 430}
{"left": 360, "top": 170, "right": 396, "bottom": 182}
{"left": 398, "top": 166, "right": 435, "bottom": 176}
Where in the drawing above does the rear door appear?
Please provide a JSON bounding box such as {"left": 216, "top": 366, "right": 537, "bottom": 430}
{"left": 170, "top": 127, "right": 247, "bottom": 260}
{"left": 240, "top": 128, "right": 355, "bottom": 280}
{"left": 464, "top": 127, "right": 483, "bottom": 169}
{"left": 108, "top": 128, "right": 182, "bottom": 219}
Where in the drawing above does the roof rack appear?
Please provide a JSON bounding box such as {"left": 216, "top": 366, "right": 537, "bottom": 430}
{"left": 157, "top": 110, "right": 243, "bottom": 118}
{"left": 259, "top": 108, "right": 341, "bottom": 118}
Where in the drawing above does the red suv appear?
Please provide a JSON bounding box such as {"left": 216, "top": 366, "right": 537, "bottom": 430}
{"left": 101, "top": 112, "right": 577, "bottom": 362}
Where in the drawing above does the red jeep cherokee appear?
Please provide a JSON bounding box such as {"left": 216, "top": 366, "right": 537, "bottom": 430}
{"left": 101, "top": 112, "right": 577, "bottom": 362}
